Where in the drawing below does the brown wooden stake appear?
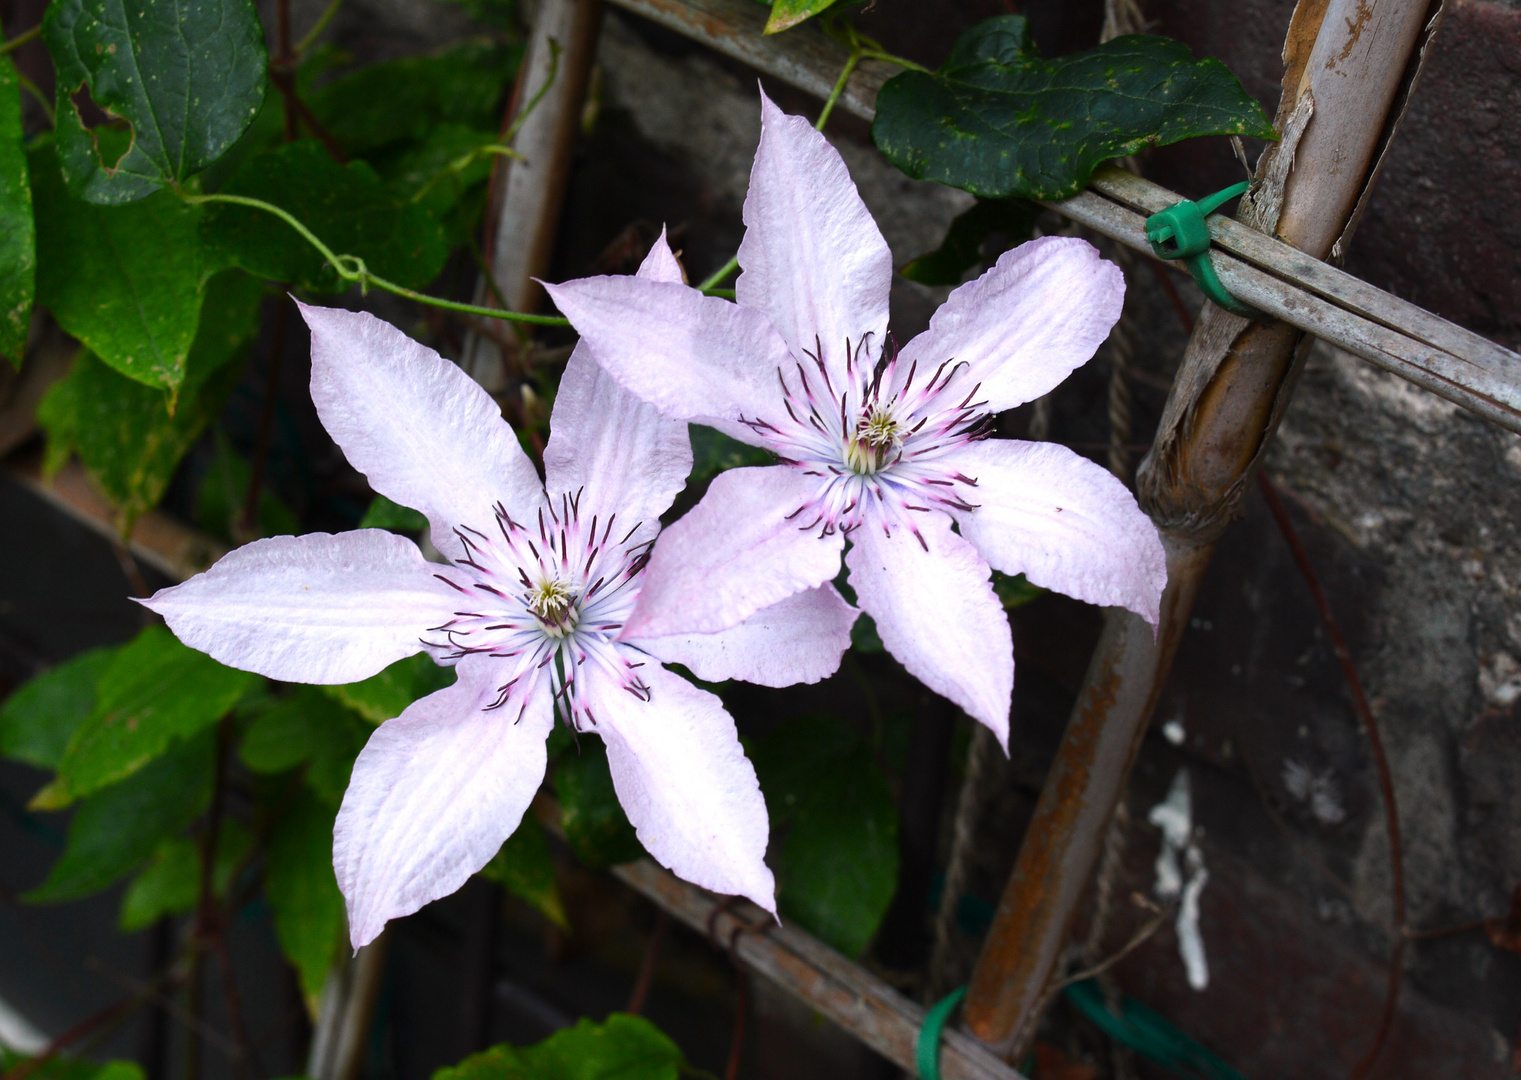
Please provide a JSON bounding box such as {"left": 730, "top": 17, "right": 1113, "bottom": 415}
{"left": 962, "top": 0, "right": 1440, "bottom": 1059}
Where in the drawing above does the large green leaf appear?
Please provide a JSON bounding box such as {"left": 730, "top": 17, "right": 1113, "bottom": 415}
{"left": 358, "top": 494, "right": 428, "bottom": 534}
{"left": 872, "top": 16, "right": 1275, "bottom": 199}
{"left": 0, "top": 59, "right": 33, "bottom": 366}
{"left": 240, "top": 687, "right": 367, "bottom": 805}
{"left": 38, "top": 270, "right": 264, "bottom": 527}
{"left": 0, "top": 646, "right": 115, "bottom": 769}
{"left": 47, "top": 624, "right": 256, "bottom": 805}
{"left": 31, "top": 140, "right": 206, "bottom": 390}
{"left": 195, "top": 428, "right": 299, "bottom": 543}
{"left": 435, "top": 1016, "right": 683, "bottom": 1080}
{"left": 555, "top": 740, "right": 642, "bottom": 868}
{"left": 763, "top": 0, "right": 839, "bottom": 34}
{"left": 202, "top": 141, "right": 452, "bottom": 292}
{"left": 42, "top": 0, "right": 267, "bottom": 203}
{"left": 751, "top": 715, "right": 897, "bottom": 957}
{"left": 27, "top": 730, "right": 214, "bottom": 902}
{"left": 320, "top": 652, "right": 454, "bottom": 725}
{"left": 479, "top": 816, "right": 569, "bottom": 930}
{"left": 266, "top": 788, "right": 346, "bottom": 1002}
{"left": 118, "top": 821, "right": 252, "bottom": 931}
{"left": 900, "top": 197, "right": 1038, "bottom": 286}
{"left": 0, "top": 1052, "right": 145, "bottom": 1080}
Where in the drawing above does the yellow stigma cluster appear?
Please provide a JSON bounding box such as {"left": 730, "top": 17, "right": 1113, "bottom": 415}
{"left": 845, "top": 406, "right": 903, "bottom": 475}
{"left": 528, "top": 579, "right": 578, "bottom": 635}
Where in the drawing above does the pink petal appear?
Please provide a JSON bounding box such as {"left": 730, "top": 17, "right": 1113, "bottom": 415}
{"left": 634, "top": 227, "right": 686, "bottom": 286}
{"left": 897, "top": 236, "right": 1124, "bottom": 414}
{"left": 541, "top": 276, "right": 791, "bottom": 446}
{"left": 335, "top": 656, "right": 553, "bottom": 947}
{"left": 846, "top": 513, "right": 1012, "bottom": 746}
{"left": 944, "top": 440, "right": 1166, "bottom": 626}
{"left": 585, "top": 661, "right": 774, "bottom": 911}
{"left": 632, "top": 585, "right": 856, "bottom": 688}
{"left": 544, "top": 235, "right": 693, "bottom": 544}
{"left": 736, "top": 92, "right": 892, "bottom": 386}
{"left": 140, "top": 530, "right": 462, "bottom": 684}
{"left": 299, "top": 303, "right": 546, "bottom": 561}
{"left": 622, "top": 466, "right": 844, "bottom": 639}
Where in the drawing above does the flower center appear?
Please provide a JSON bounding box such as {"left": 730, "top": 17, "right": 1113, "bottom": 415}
{"left": 845, "top": 406, "right": 903, "bottom": 476}
{"left": 527, "top": 578, "right": 579, "bottom": 636}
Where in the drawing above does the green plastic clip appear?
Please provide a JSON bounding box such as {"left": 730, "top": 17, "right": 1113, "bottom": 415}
{"left": 1144, "top": 181, "right": 1253, "bottom": 316}
{"left": 916, "top": 986, "right": 966, "bottom": 1080}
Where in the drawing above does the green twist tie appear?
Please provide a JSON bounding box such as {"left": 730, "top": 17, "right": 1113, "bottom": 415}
{"left": 1144, "top": 181, "right": 1253, "bottom": 316}
{"left": 916, "top": 986, "right": 966, "bottom": 1080}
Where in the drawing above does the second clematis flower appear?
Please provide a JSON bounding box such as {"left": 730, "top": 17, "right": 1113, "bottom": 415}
{"left": 545, "top": 93, "right": 1167, "bottom": 748}
{"left": 141, "top": 241, "right": 857, "bottom": 947}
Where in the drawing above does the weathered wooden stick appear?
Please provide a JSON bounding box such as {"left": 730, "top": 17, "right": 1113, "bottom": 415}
{"left": 963, "top": 0, "right": 1439, "bottom": 1058}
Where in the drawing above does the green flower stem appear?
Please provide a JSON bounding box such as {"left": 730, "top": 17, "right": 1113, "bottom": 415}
{"left": 815, "top": 49, "right": 859, "bottom": 130}
{"left": 0, "top": 23, "right": 40, "bottom": 55}
{"left": 697, "top": 257, "right": 739, "bottom": 293}
{"left": 180, "top": 191, "right": 571, "bottom": 326}
{"left": 15, "top": 69, "right": 53, "bottom": 126}
{"left": 293, "top": 0, "right": 343, "bottom": 57}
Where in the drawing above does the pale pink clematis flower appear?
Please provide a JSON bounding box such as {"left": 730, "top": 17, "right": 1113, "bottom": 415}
{"left": 544, "top": 94, "right": 1166, "bottom": 748}
{"left": 141, "top": 242, "right": 857, "bottom": 946}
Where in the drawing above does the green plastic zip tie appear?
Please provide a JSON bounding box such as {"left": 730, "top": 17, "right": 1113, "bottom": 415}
{"left": 1144, "top": 181, "right": 1254, "bottom": 316}
{"left": 916, "top": 985, "right": 966, "bottom": 1080}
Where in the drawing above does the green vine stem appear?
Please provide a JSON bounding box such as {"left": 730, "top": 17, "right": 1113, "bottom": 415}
{"left": 0, "top": 23, "right": 40, "bottom": 56}
{"left": 180, "top": 191, "right": 572, "bottom": 326}
{"left": 293, "top": 0, "right": 343, "bottom": 58}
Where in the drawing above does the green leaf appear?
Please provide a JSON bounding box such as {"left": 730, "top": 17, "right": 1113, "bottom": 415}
{"left": 202, "top": 140, "right": 451, "bottom": 292}
{"left": 992, "top": 570, "right": 1042, "bottom": 610}
{"left": 321, "top": 652, "right": 454, "bottom": 725}
{"left": 900, "top": 198, "right": 1039, "bottom": 286}
{"left": 38, "top": 270, "right": 265, "bottom": 527}
{"left": 49, "top": 625, "right": 255, "bottom": 805}
{"left": 240, "top": 687, "right": 367, "bottom": 805}
{"left": 42, "top": 0, "right": 268, "bottom": 204}
{"left": 27, "top": 730, "right": 214, "bottom": 902}
{"left": 763, "top": 0, "right": 839, "bottom": 33}
{"left": 435, "top": 1015, "right": 683, "bottom": 1080}
{"left": 358, "top": 494, "right": 428, "bottom": 534}
{"left": 0, "top": 60, "right": 34, "bottom": 366}
{"left": 307, "top": 43, "right": 518, "bottom": 158}
{"left": 195, "top": 428, "right": 300, "bottom": 543}
{"left": 266, "top": 788, "right": 346, "bottom": 1002}
{"left": 751, "top": 716, "right": 898, "bottom": 957}
{"left": 554, "top": 741, "right": 642, "bottom": 868}
{"left": 479, "top": 816, "right": 569, "bottom": 930}
{"left": 118, "top": 822, "right": 252, "bottom": 930}
{"left": 30, "top": 140, "right": 206, "bottom": 390}
{"left": 0, "top": 1053, "right": 146, "bottom": 1080}
{"left": 872, "top": 16, "right": 1275, "bottom": 200}
{"left": 0, "top": 646, "right": 115, "bottom": 769}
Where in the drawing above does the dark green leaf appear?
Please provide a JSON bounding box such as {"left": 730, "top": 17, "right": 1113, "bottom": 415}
{"left": 992, "top": 571, "right": 1042, "bottom": 610}
{"left": 479, "top": 816, "right": 568, "bottom": 929}
{"left": 38, "top": 270, "right": 265, "bottom": 527}
{"left": 27, "top": 730, "right": 214, "bottom": 902}
{"left": 0, "top": 1053, "right": 145, "bottom": 1080}
{"left": 49, "top": 625, "right": 255, "bottom": 805}
{"left": 266, "top": 787, "right": 346, "bottom": 1002}
{"left": 872, "top": 16, "right": 1275, "bottom": 200}
{"left": 240, "top": 687, "right": 367, "bottom": 805}
{"left": 31, "top": 140, "right": 206, "bottom": 389}
{"left": 751, "top": 715, "right": 897, "bottom": 957}
{"left": 555, "top": 741, "right": 642, "bottom": 868}
{"left": 435, "top": 1015, "right": 683, "bottom": 1080}
{"left": 0, "top": 59, "right": 34, "bottom": 366}
{"left": 307, "top": 43, "right": 518, "bottom": 158}
{"left": 118, "top": 821, "right": 252, "bottom": 930}
{"left": 0, "top": 646, "right": 115, "bottom": 769}
{"left": 900, "top": 198, "right": 1039, "bottom": 286}
{"left": 321, "top": 653, "right": 454, "bottom": 725}
{"left": 195, "top": 428, "right": 300, "bottom": 542}
{"left": 42, "top": 0, "right": 267, "bottom": 203}
{"left": 358, "top": 494, "right": 428, "bottom": 534}
{"left": 202, "top": 140, "right": 451, "bottom": 292}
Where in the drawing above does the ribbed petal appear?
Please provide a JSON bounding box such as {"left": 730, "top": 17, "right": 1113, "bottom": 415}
{"left": 846, "top": 513, "right": 1012, "bottom": 746}
{"left": 541, "top": 276, "right": 792, "bottom": 447}
{"left": 622, "top": 466, "right": 844, "bottom": 639}
{"left": 140, "top": 530, "right": 461, "bottom": 684}
{"left": 736, "top": 91, "right": 893, "bottom": 386}
{"left": 300, "top": 303, "right": 546, "bottom": 561}
{"left": 633, "top": 584, "right": 856, "bottom": 688}
{"left": 544, "top": 234, "right": 693, "bottom": 546}
{"left": 586, "top": 661, "right": 774, "bottom": 911}
{"left": 335, "top": 656, "right": 552, "bottom": 948}
{"left": 895, "top": 236, "right": 1124, "bottom": 414}
{"left": 945, "top": 440, "right": 1166, "bottom": 625}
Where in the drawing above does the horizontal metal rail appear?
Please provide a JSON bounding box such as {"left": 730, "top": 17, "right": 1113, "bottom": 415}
{"left": 604, "top": 0, "right": 1521, "bottom": 435}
